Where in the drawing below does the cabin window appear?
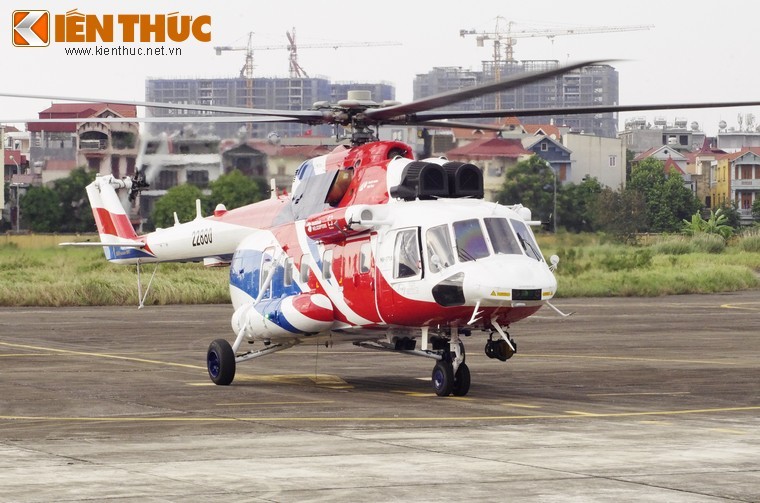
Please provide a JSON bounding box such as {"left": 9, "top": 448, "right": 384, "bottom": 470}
{"left": 299, "top": 255, "right": 310, "bottom": 283}
{"left": 359, "top": 243, "right": 371, "bottom": 274}
{"left": 283, "top": 257, "right": 293, "bottom": 287}
{"left": 322, "top": 250, "right": 334, "bottom": 280}
{"left": 485, "top": 218, "right": 522, "bottom": 255}
{"left": 260, "top": 247, "right": 275, "bottom": 298}
{"left": 426, "top": 224, "right": 455, "bottom": 273}
{"left": 510, "top": 219, "right": 543, "bottom": 262}
{"left": 453, "top": 219, "right": 489, "bottom": 262}
{"left": 394, "top": 228, "right": 422, "bottom": 279}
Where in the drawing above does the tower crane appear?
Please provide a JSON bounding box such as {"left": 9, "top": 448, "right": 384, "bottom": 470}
{"left": 461, "top": 17, "right": 653, "bottom": 66}
{"left": 214, "top": 29, "right": 402, "bottom": 98}
{"left": 213, "top": 31, "right": 399, "bottom": 135}
{"left": 460, "top": 17, "right": 653, "bottom": 108}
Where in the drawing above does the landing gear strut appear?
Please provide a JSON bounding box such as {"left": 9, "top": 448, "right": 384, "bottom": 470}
{"left": 430, "top": 327, "right": 470, "bottom": 397}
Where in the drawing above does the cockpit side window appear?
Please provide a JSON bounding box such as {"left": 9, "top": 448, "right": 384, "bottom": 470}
{"left": 453, "top": 219, "right": 489, "bottom": 262}
{"left": 394, "top": 228, "right": 422, "bottom": 279}
{"left": 510, "top": 219, "right": 543, "bottom": 261}
{"left": 426, "top": 224, "right": 455, "bottom": 273}
{"left": 325, "top": 168, "right": 354, "bottom": 206}
{"left": 485, "top": 218, "right": 522, "bottom": 255}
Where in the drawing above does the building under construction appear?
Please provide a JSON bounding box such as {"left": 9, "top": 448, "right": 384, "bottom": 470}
{"left": 144, "top": 77, "right": 394, "bottom": 139}
{"left": 413, "top": 61, "right": 619, "bottom": 138}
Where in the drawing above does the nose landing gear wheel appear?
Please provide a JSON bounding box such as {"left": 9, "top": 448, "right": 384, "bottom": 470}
{"left": 432, "top": 360, "right": 454, "bottom": 397}
{"left": 207, "top": 339, "right": 236, "bottom": 385}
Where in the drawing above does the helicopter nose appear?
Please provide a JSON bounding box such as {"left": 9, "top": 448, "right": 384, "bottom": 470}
{"left": 461, "top": 256, "right": 556, "bottom": 304}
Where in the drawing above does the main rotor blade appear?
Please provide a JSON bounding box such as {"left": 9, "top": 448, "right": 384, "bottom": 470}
{"left": 0, "top": 91, "right": 327, "bottom": 122}
{"left": 366, "top": 59, "right": 610, "bottom": 121}
{"left": 405, "top": 100, "right": 760, "bottom": 121}
{"left": 0, "top": 116, "right": 298, "bottom": 124}
{"left": 408, "top": 120, "right": 507, "bottom": 132}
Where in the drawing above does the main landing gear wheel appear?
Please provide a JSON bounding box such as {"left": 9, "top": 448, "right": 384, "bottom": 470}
{"left": 432, "top": 360, "right": 454, "bottom": 397}
{"left": 431, "top": 360, "right": 471, "bottom": 397}
{"left": 452, "top": 362, "right": 471, "bottom": 396}
{"left": 207, "top": 339, "right": 236, "bottom": 385}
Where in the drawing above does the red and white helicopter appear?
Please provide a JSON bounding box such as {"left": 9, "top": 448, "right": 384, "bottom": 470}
{"left": 4, "top": 60, "right": 760, "bottom": 396}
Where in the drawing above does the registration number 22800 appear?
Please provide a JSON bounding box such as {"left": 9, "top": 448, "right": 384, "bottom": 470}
{"left": 192, "top": 228, "right": 213, "bottom": 247}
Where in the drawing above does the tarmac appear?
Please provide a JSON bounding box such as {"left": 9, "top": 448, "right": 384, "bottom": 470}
{"left": 1, "top": 291, "right": 759, "bottom": 502}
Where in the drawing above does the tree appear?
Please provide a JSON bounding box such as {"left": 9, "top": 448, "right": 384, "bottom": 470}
{"left": 716, "top": 200, "right": 741, "bottom": 229}
{"left": 752, "top": 199, "right": 760, "bottom": 221}
{"left": 151, "top": 184, "right": 204, "bottom": 229}
{"left": 682, "top": 208, "right": 734, "bottom": 240}
{"left": 557, "top": 177, "right": 602, "bottom": 233}
{"left": 53, "top": 167, "right": 97, "bottom": 233}
{"left": 20, "top": 187, "right": 63, "bottom": 232}
{"left": 628, "top": 158, "right": 701, "bottom": 232}
{"left": 496, "top": 155, "right": 554, "bottom": 223}
{"left": 207, "top": 170, "right": 265, "bottom": 211}
{"left": 594, "top": 186, "right": 647, "bottom": 243}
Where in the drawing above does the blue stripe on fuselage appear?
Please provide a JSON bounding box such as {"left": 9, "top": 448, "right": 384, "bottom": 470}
{"left": 229, "top": 249, "right": 302, "bottom": 301}
{"left": 105, "top": 247, "right": 155, "bottom": 261}
{"left": 230, "top": 248, "right": 304, "bottom": 334}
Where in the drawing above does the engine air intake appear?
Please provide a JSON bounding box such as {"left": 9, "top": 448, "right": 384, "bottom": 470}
{"left": 389, "top": 161, "right": 449, "bottom": 200}
{"left": 443, "top": 162, "right": 484, "bottom": 199}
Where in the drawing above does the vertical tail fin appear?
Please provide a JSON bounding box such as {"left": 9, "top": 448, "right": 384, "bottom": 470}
{"left": 86, "top": 176, "right": 144, "bottom": 261}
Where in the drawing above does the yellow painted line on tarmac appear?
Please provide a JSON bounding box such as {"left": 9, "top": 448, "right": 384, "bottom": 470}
{"left": 0, "top": 353, "right": 55, "bottom": 357}
{"left": 1, "top": 405, "right": 759, "bottom": 423}
{"left": 588, "top": 392, "right": 691, "bottom": 397}
{"left": 215, "top": 400, "right": 335, "bottom": 406}
{"left": 707, "top": 428, "right": 746, "bottom": 435}
{"left": 391, "top": 390, "right": 474, "bottom": 400}
{"left": 527, "top": 353, "right": 739, "bottom": 366}
{"left": 566, "top": 410, "right": 597, "bottom": 416}
{"left": 0, "top": 341, "right": 203, "bottom": 370}
{"left": 187, "top": 374, "right": 352, "bottom": 389}
{"left": 721, "top": 302, "right": 760, "bottom": 312}
{"left": 502, "top": 403, "right": 542, "bottom": 409}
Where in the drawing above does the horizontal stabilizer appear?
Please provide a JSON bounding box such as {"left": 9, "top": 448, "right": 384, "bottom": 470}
{"left": 59, "top": 241, "right": 146, "bottom": 249}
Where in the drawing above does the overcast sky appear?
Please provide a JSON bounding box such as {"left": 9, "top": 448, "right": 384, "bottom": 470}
{"left": 3, "top": 0, "right": 759, "bottom": 135}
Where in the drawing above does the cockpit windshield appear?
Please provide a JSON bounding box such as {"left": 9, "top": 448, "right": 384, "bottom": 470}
{"left": 484, "top": 218, "right": 522, "bottom": 255}
{"left": 510, "top": 219, "right": 543, "bottom": 261}
{"left": 453, "top": 219, "right": 489, "bottom": 262}
{"left": 424, "top": 217, "right": 543, "bottom": 273}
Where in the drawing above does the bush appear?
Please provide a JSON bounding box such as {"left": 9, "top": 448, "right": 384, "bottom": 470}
{"left": 691, "top": 233, "right": 726, "bottom": 254}
{"left": 598, "top": 248, "right": 653, "bottom": 271}
{"left": 737, "top": 232, "right": 760, "bottom": 253}
{"left": 651, "top": 236, "right": 693, "bottom": 255}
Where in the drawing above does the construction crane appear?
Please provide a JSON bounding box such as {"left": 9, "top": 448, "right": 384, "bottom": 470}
{"left": 461, "top": 17, "right": 653, "bottom": 65}
{"left": 460, "top": 17, "right": 653, "bottom": 108}
{"left": 214, "top": 29, "right": 402, "bottom": 94}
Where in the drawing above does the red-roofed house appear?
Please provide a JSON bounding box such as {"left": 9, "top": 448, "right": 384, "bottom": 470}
{"left": 711, "top": 147, "right": 760, "bottom": 222}
{"left": 445, "top": 138, "right": 532, "bottom": 200}
{"left": 28, "top": 103, "right": 138, "bottom": 184}
{"left": 632, "top": 145, "right": 689, "bottom": 174}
